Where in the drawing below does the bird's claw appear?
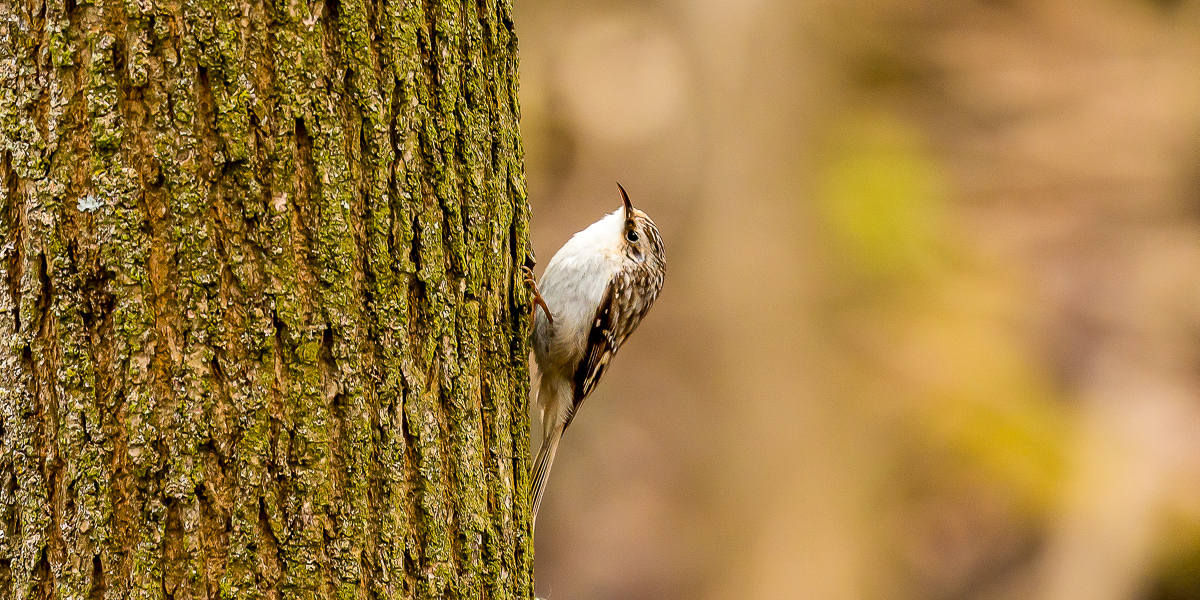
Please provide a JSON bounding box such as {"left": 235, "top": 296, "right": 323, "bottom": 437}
{"left": 522, "top": 266, "right": 554, "bottom": 325}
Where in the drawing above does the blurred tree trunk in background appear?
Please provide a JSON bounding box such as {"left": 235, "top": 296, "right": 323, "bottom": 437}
{"left": 0, "top": 0, "right": 535, "bottom": 597}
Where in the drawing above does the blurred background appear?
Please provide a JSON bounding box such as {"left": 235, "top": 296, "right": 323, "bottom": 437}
{"left": 515, "top": 1, "right": 1200, "bottom": 599}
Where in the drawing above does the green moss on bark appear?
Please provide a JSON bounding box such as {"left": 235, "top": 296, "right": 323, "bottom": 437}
{"left": 0, "top": 0, "right": 534, "bottom": 596}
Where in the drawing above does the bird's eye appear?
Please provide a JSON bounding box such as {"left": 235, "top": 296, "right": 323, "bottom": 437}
{"left": 626, "top": 230, "right": 639, "bottom": 243}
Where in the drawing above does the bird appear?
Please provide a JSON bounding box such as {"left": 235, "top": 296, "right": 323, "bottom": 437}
{"left": 526, "top": 182, "right": 666, "bottom": 529}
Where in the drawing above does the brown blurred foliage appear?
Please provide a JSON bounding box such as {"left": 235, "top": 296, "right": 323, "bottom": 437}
{"left": 516, "top": 1, "right": 1200, "bottom": 599}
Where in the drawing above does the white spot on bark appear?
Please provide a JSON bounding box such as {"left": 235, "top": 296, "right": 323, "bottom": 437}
{"left": 77, "top": 194, "right": 103, "bottom": 212}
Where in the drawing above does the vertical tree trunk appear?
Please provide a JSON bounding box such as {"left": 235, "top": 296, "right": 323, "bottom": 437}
{"left": 0, "top": 0, "right": 534, "bottom": 596}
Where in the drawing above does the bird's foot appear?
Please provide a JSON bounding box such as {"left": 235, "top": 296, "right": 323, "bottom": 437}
{"left": 522, "top": 265, "right": 554, "bottom": 325}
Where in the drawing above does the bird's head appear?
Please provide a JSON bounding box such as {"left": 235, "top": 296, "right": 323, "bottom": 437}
{"left": 616, "top": 183, "right": 665, "bottom": 267}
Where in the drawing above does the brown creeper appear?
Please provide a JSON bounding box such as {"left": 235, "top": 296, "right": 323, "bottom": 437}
{"left": 529, "top": 183, "right": 666, "bottom": 528}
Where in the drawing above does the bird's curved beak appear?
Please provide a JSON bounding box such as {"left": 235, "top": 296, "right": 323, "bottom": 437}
{"left": 617, "top": 182, "right": 633, "bottom": 216}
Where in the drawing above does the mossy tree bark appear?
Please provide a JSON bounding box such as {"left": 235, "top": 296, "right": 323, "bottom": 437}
{"left": 0, "top": 0, "right": 535, "bottom": 596}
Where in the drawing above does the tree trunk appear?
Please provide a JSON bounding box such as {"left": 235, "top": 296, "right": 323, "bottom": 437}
{"left": 0, "top": 0, "right": 535, "bottom": 596}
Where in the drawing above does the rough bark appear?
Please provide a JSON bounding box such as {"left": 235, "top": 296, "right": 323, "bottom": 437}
{"left": 0, "top": 0, "right": 535, "bottom": 596}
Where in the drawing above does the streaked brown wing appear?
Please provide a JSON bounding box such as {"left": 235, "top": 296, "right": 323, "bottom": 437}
{"left": 566, "top": 275, "right": 626, "bottom": 428}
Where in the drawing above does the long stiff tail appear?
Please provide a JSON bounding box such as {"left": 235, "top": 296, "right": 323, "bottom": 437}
{"left": 530, "top": 424, "right": 564, "bottom": 530}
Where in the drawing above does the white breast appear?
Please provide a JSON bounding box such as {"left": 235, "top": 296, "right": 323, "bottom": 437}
{"left": 533, "top": 209, "right": 624, "bottom": 376}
